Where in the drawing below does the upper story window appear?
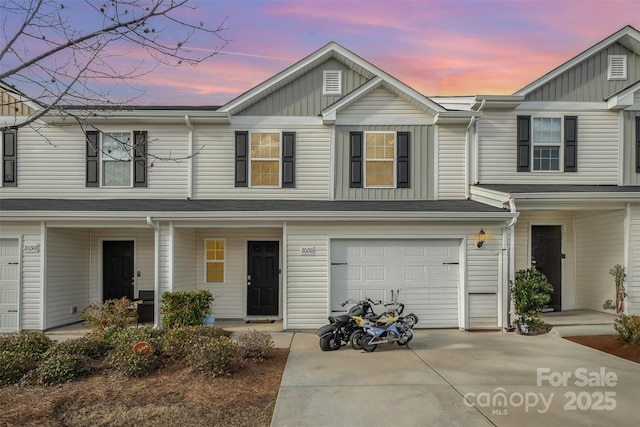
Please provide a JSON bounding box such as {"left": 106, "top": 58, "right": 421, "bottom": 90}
{"left": 250, "top": 132, "right": 281, "bottom": 186}
{"left": 365, "top": 132, "right": 396, "bottom": 187}
{"left": 205, "top": 239, "right": 226, "bottom": 283}
{"left": 323, "top": 70, "right": 342, "bottom": 95}
{"left": 86, "top": 130, "right": 147, "bottom": 188}
{"left": 234, "top": 131, "right": 296, "bottom": 188}
{"left": 532, "top": 118, "right": 561, "bottom": 171}
{"left": 608, "top": 55, "right": 627, "bottom": 80}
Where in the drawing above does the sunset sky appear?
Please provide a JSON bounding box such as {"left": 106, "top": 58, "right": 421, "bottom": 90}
{"left": 4, "top": 0, "right": 640, "bottom": 106}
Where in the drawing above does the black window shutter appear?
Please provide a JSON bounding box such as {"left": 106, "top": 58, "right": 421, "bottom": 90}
{"left": 636, "top": 117, "right": 640, "bottom": 174}
{"left": 133, "top": 131, "right": 148, "bottom": 187}
{"left": 2, "top": 130, "right": 17, "bottom": 187}
{"left": 396, "top": 132, "right": 410, "bottom": 188}
{"left": 517, "top": 116, "right": 531, "bottom": 172}
{"left": 282, "top": 132, "right": 296, "bottom": 188}
{"left": 85, "top": 130, "right": 99, "bottom": 187}
{"left": 349, "top": 132, "right": 363, "bottom": 188}
{"left": 564, "top": 116, "right": 578, "bottom": 172}
{"left": 235, "top": 131, "right": 248, "bottom": 187}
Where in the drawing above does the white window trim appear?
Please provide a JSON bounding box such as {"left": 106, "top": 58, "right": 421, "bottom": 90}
{"left": 204, "top": 238, "right": 226, "bottom": 284}
{"left": 100, "top": 131, "right": 134, "bottom": 187}
{"left": 363, "top": 131, "right": 396, "bottom": 188}
{"left": 608, "top": 55, "right": 627, "bottom": 80}
{"left": 248, "top": 131, "right": 282, "bottom": 188}
{"left": 531, "top": 117, "right": 563, "bottom": 172}
{"left": 323, "top": 70, "right": 342, "bottom": 96}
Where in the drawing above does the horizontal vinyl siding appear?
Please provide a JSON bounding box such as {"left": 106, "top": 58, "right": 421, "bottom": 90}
{"left": 286, "top": 222, "right": 503, "bottom": 330}
{"left": 0, "top": 222, "right": 42, "bottom": 330}
{"left": 438, "top": 125, "right": 467, "bottom": 199}
{"left": 46, "top": 228, "right": 90, "bottom": 329}
{"left": 196, "top": 228, "right": 282, "bottom": 319}
{"left": 1, "top": 124, "right": 188, "bottom": 198}
{"left": 574, "top": 210, "right": 624, "bottom": 311}
{"left": 627, "top": 204, "right": 640, "bottom": 314}
{"left": 172, "top": 227, "right": 197, "bottom": 292}
{"left": 514, "top": 211, "right": 577, "bottom": 310}
{"left": 468, "top": 294, "right": 498, "bottom": 329}
{"left": 193, "top": 124, "right": 330, "bottom": 199}
{"left": 477, "top": 110, "right": 619, "bottom": 185}
{"left": 334, "top": 125, "right": 433, "bottom": 200}
{"left": 339, "top": 87, "right": 430, "bottom": 120}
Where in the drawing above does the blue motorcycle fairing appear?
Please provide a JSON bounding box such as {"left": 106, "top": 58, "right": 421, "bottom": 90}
{"left": 315, "top": 324, "right": 337, "bottom": 337}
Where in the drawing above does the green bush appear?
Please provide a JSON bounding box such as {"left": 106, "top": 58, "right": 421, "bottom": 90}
{"left": 511, "top": 268, "right": 553, "bottom": 335}
{"left": 162, "top": 325, "right": 231, "bottom": 363}
{"left": 0, "top": 350, "right": 41, "bottom": 385}
{"left": 81, "top": 298, "right": 137, "bottom": 341}
{"left": 107, "top": 327, "right": 162, "bottom": 377}
{"left": 0, "top": 331, "right": 53, "bottom": 355}
{"left": 614, "top": 315, "right": 640, "bottom": 346}
{"left": 160, "top": 290, "right": 214, "bottom": 330}
{"left": 23, "top": 353, "right": 91, "bottom": 386}
{"left": 237, "top": 330, "right": 274, "bottom": 360}
{"left": 188, "top": 335, "right": 243, "bottom": 377}
{"left": 46, "top": 337, "right": 111, "bottom": 359}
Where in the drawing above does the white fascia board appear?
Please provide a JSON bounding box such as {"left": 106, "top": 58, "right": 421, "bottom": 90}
{"left": 516, "top": 102, "right": 609, "bottom": 111}
{"left": 514, "top": 26, "right": 640, "bottom": 96}
{"left": 473, "top": 95, "right": 525, "bottom": 110}
{"left": 41, "top": 110, "right": 230, "bottom": 125}
{"left": 510, "top": 192, "right": 640, "bottom": 201}
{"left": 335, "top": 117, "right": 435, "bottom": 126}
{"left": 607, "top": 82, "right": 640, "bottom": 110}
{"left": 231, "top": 116, "right": 323, "bottom": 126}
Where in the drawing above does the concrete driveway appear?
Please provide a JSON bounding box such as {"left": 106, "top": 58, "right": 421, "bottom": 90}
{"left": 270, "top": 330, "right": 640, "bottom": 427}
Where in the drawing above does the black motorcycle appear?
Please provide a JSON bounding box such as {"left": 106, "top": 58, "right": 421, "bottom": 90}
{"left": 315, "top": 299, "right": 379, "bottom": 351}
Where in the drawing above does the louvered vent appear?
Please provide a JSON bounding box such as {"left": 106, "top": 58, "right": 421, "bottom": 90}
{"left": 323, "top": 70, "right": 342, "bottom": 95}
{"left": 608, "top": 55, "right": 627, "bottom": 80}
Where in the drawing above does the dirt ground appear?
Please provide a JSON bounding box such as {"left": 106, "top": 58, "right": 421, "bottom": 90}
{"left": 0, "top": 348, "right": 289, "bottom": 427}
{"left": 564, "top": 335, "right": 640, "bottom": 364}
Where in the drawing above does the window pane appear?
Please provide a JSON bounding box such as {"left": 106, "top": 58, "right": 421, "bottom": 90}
{"left": 103, "top": 132, "right": 131, "bottom": 160}
{"left": 533, "top": 118, "right": 561, "bottom": 144}
{"left": 251, "top": 160, "right": 279, "bottom": 186}
{"left": 533, "top": 146, "right": 560, "bottom": 171}
{"left": 365, "top": 133, "right": 395, "bottom": 187}
{"left": 366, "top": 160, "right": 394, "bottom": 186}
{"left": 206, "top": 263, "right": 224, "bottom": 282}
{"left": 205, "top": 239, "right": 225, "bottom": 283}
{"left": 251, "top": 133, "right": 280, "bottom": 159}
{"left": 103, "top": 161, "right": 131, "bottom": 186}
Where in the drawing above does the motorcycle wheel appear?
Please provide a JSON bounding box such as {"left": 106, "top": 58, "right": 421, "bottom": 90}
{"left": 397, "top": 329, "right": 414, "bottom": 346}
{"left": 319, "top": 334, "right": 341, "bottom": 351}
{"left": 349, "top": 330, "right": 365, "bottom": 350}
{"left": 361, "top": 335, "right": 377, "bottom": 352}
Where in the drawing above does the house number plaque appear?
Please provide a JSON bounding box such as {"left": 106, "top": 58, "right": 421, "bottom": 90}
{"left": 300, "top": 247, "right": 316, "bottom": 256}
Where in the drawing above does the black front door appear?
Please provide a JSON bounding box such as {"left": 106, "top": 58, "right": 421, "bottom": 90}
{"left": 531, "top": 226, "right": 562, "bottom": 311}
{"left": 247, "top": 241, "right": 279, "bottom": 316}
{"left": 103, "top": 241, "right": 134, "bottom": 301}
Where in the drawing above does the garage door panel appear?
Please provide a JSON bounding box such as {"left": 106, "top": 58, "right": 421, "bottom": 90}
{"left": 331, "top": 239, "right": 460, "bottom": 327}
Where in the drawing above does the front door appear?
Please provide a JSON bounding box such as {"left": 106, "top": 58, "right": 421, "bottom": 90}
{"left": 103, "top": 241, "right": 134, "bottom": 301}
{"left": 247, "top": 241, "right": 279, "bottom": 316}
{"left": 531, "top": 226, "right": 562, "bottom": 311}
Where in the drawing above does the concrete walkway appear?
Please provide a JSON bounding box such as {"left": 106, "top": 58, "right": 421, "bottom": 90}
{"left": 271, "top": 329, "right": 640, "bottom": 427}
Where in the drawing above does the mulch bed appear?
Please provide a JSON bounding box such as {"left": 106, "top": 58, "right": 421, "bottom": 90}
{"left": 564, "top": 335, "right": 640, "bottom": 364}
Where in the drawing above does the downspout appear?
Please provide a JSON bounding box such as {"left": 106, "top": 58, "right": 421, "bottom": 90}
{"left": 474, "top": 99, "right": 486, "bottom": 186}
{"left": 503, "top": 197, "right": 518, "bottom": 331}
{"left": 465, "top": 116, "right": 476, "bottom": 199}
{"left": 146, "top": 216, "right": 161, "bottom": 329}
{"left": 185, "top": 115, "right": 194, "bottom": 200}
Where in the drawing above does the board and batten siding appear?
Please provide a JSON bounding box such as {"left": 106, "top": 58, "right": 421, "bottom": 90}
{"left": 237, "top": 58, "right": 371, "bottom": 117}
{"left": 334, "top": 125, "right": 434, "bottom": 200}
{"left": 0, "top": 124, "right": 189, "bottom": 198}
{"left": 525, "top": 43, "right": 640, "bottom": 102}
{"left": 0, "top": 221, "right": 42, "bottom": 330}
{"left": 574, "top": 210, "right": 625, "bottom": 311}
{"left": 45, "top": 228, "right": 90, "bottom": 329}
{"left": 477, "top": 110, "right": 619, "bottom": 185}
{"left": 622, "top": 110, "right": 639, "bottom": 185}
{"left": 513, "top": 211, "right": 578, "bottom": 310}
{"left": 193, "top": 124, "right": 330, "bottom": 199}
{"left": 626, "top": 204, "right": 640, "bottom": 314}
{"left": 438, "top": 124, "right": 467, "bottom": 199}
{"left": 285, "top": 222, "right": 504, "bottom": 330}
{"left": 172, "top": 227, "right": 197, "bottom": 292}
{"left": 196, "top": 228, "right": 282, "bottom": 319}
{"left": 89, "top": 229, "right": 155, "bottom": 302}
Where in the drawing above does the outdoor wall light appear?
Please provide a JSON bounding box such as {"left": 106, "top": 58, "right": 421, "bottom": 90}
{"left": 477, "top": 229, "right": 486, "bottom": 248}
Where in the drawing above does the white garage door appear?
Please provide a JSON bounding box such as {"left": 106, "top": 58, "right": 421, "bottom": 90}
{"left": 331, "top": 239, "right": 460, "bottom": 328}
{"left": 0, "top": 239, "right": 20, "bottom": 332}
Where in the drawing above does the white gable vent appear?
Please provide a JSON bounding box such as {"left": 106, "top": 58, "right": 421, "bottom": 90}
{"left": 608, "top": 55, "right": 627, "bottom": 80}
{"left": 323, "top": 70, "right": 342, "bottom": 95}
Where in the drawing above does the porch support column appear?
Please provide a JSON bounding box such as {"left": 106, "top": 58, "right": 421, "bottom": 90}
{"left": 146, "top": 217, "right": 161, "bottom": 329}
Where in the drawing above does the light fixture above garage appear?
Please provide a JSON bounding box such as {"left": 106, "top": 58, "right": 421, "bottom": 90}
{"left": 477, "top": 229, "right": 486, "bottom": 248}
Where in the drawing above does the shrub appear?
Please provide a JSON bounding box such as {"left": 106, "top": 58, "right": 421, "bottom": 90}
{"left": 0, "top": 331, "right": 53, "bottom": 355}
{"left": 160, "top": 290, "right": 214, "bottom": 330}
{"left": 237, "top": 330, "right": 274, "bottom": 360}
{"left": 46, "top": 337, "right": 112, "bottom": 359}
{"left": 81, "top": 298, "right": 137, "bottom": 340}
{"left": 0, "top": 350, "right": 41, "bottom": 385}
{"left": 23, "top": 353, "right": 91, "bottom": 386}
{"left": 188, "top": 335, "right": 243, "bottom": 377}
{"left": 610, "top": 265, "right": 627, "bottom": 314}
{"left": 162, "top": 325, "right": 231, "bottom": 363}
{"left": 107, "top": 327, "right": 162, "bottom": 377}
{"left": 511, "top": 268, "right": 553, "bottom": 335}
{"left": 614, "top": 315, "right": 640, "bottom": 346}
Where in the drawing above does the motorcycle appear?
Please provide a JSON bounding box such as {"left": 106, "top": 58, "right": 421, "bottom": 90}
{"left": 349, "top": 302, "right": 406, "bottom": 350}
{"left": 360, "top": 313, "right": 419, "bottom": 352}
{"left": 315, "top": 298, "right": 379, "bottom": 351}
